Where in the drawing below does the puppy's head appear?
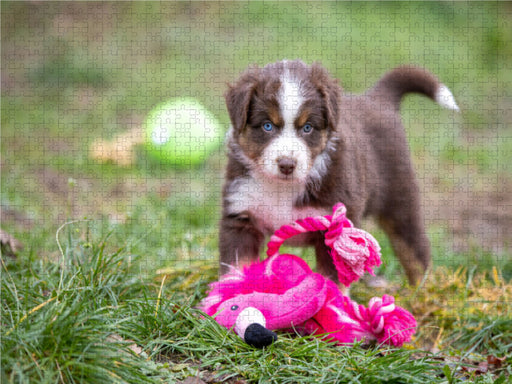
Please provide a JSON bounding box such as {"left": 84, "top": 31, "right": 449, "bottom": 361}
{"left": 225, "top": 60, "right": 341, "bottom": 184}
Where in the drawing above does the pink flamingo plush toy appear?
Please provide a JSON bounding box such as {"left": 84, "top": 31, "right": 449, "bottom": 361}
{"left": 200, "top": 203, "right": 416, "bottom": 348}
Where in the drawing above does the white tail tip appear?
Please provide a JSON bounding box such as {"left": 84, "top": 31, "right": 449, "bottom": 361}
{"left": 436, "top": 84, "right": 460, "bottom": 112}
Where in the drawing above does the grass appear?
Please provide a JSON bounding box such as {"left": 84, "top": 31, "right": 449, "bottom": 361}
{"left": 1, "top": 1, "right": 511, "bottom": 383}
{"left": 2, "top": 222, "right": 511, "bottom": 383}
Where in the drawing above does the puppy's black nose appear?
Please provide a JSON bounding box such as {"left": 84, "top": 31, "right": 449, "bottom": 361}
{"left": 278, "top": 157, "right": 297, "bottom": 176}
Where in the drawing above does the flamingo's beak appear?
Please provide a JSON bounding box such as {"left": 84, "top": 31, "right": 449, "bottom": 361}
{"left": 234, "top": 307, "right": 277, "bottom": 348}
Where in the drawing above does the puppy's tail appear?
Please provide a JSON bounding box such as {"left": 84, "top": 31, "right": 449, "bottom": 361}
{"left": 367, "top": 65, "right": 459, "bottom": 112}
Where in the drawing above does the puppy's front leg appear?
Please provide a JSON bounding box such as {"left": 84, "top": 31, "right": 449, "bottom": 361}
{"left": 313, "top": 232, "right": 349, "bottom": 295}
{"left": 219, "top": 212, "right": 264, "bottom": 276}
{"left": 313, "top": 231, "right": 337, "bottom": 282}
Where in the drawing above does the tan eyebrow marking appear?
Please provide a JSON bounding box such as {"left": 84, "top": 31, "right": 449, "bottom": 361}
{"left": 268, "top": 105, "right": 284, "bottom": 127}
{"left": 295, "top": 107, "right": 311, "bottom": 128}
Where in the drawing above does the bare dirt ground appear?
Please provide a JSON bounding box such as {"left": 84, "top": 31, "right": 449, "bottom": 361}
{"left": 422, "top": 170, "right": 512, "bottom": 256}
{"left": 2, "top": 154, "right": 511, "bottom": 259}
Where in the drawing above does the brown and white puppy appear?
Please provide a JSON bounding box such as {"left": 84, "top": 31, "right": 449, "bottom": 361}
{"left": 219, "top": 60, "right": 458, "bottom": 285}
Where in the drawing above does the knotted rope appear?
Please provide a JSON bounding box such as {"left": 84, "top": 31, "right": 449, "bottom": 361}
{"left": 266, "top": 203, "right": 382, "bottom": 286}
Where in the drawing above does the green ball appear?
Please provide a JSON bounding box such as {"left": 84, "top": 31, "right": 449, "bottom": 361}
{"left": 144, "top": 98, "right": 222, "bottom": 166}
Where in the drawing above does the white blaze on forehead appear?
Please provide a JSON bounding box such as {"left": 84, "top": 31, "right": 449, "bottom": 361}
{"left": 258, "top": 71, "right": 310, "bottom": 181}
{"left": 279, "top": 72, "right": 304, "bottom": 124}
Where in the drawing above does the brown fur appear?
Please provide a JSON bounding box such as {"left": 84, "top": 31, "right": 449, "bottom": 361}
{"left": 220, "top": 60, "right": 453, "bottom": 285}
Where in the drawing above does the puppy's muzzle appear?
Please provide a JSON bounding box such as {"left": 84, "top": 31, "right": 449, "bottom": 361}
{"left": 277, "top": 156, "right": 297, "bottom": 176}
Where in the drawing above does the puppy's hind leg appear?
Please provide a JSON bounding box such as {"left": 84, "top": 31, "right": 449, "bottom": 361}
{"left": 378, "top": 209, "right": 431, "bottom": 286}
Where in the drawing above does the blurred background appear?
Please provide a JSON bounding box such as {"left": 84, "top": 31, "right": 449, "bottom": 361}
{"left": 2, "top": 1, "right": 511, "bottom": 279}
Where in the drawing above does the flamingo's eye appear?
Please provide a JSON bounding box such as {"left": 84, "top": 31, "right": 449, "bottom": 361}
{"left": 230, "top": 305, "right": 239, "bottom": 311}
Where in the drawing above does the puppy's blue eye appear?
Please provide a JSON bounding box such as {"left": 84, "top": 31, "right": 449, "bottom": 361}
{"left": 302, "top": 123, "right": 313, "bottom": 133}
{"left": 263, "top": 122, "right": 274, "bottom": 132}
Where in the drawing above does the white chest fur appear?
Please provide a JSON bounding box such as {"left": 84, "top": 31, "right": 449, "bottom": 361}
{"left": 225, "top": 176, "right": 328, "bottom": 233}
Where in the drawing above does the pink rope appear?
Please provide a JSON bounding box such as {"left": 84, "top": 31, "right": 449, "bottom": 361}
{"left": 267, "top": 203, "right": 347, "bottom": 257}
{"left": 266, "top": 203, "right": 382, "bottom": 286}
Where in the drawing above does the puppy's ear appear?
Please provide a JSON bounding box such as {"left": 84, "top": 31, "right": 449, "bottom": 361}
{"left": 225, "top": 66, "right": 260, "bottom": 134}
{"left": 311, "top": 63, "right": 342, "bottom": 131}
